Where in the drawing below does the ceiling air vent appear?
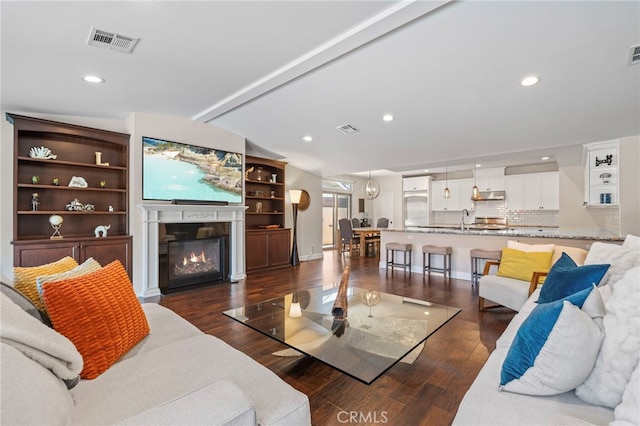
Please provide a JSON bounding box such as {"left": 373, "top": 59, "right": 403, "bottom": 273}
{"left": 336, "top": 124, "right": 360, "bottom": 135}
{"left": 629, "top": 44, "right": 640, "bottom": 66}
{"left": 87, "top": 27, "right": 139, "bottom": 53}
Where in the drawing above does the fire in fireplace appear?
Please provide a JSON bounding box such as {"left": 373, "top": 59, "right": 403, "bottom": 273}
{"left": 170, "top": 240, "right": 220, "bottom": 280}
{"left": 159, "top": 222, "right": 229, "bottom": 294}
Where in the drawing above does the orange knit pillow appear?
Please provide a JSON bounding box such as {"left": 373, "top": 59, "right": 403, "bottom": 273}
{"left": 13, "top": 257, "right": 79, "bottom": 312}
{"left": 42, "top": 261, "right": 149, "bottom": 379}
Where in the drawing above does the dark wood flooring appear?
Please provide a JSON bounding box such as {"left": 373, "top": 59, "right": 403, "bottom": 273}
{"left": 156, "top": 251, "right": 515, "bottom": 426}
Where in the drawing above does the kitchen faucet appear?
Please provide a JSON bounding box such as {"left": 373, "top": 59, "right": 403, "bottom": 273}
{"left": 461, "top": 209, "right": 469, "bottom": 231}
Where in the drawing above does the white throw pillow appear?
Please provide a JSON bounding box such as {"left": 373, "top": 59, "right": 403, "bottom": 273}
{"left": 584, "top": 242, "right": 640, "bottom": 288}
{"left": 623, "top": 234, "right": 640, "bottom": 251}
{"left": 576, "top": 267, "right": 640, "bottom": 408}
{"left": 36, "top": 257, "right": 102, "bottom": 300}
{"left": 499, "top": 286, "right": 605, "bottom": 396}
{"left": 507, "top": 240, "right": 555, "bottom": 252}
{"left": 611, "top": 360, "right": 640, "bottom": 426}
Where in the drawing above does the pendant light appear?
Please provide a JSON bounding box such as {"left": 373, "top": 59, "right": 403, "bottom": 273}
{"left": 362, "top": 170, "right": 380, "bottom": 200}
{"left": 472, "top": 164, "right": 479, "bottom": 201}
{"left": 444, "top": 166, "right": 450, "bottom": 199}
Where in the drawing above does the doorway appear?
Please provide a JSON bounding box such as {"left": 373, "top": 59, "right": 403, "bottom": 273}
{"left": 322, "top": 192, "right": 351, "bottom": 249}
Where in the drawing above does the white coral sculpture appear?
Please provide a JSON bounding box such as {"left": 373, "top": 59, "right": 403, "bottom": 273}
{"left": 29, "top": 146, "right": 57, "bottom": 160}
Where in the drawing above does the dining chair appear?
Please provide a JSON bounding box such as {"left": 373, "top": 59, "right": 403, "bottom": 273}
{"left": 338, "top": 218, "right": 360, "bottom": 256}
{"left": 351, "top": 218, "right": 361, "bottom": 229}
{"left": 376, "top": 217, "right": 389, "bottom": 228}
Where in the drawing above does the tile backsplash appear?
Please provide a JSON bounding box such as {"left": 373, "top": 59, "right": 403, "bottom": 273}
{"left": 434, "top": 201, "right": 559, "bottom": 227}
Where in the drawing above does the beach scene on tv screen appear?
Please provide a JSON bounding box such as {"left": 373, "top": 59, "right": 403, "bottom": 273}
{"left": 143, "top": 137, "right": 243, "bottom": 203}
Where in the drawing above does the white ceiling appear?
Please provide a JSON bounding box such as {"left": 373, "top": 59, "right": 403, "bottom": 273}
{"left": 2, "top": 1, "right": 639, "bottom": 177}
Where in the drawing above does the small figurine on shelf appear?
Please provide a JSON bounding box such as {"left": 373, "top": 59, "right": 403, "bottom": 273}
{"left": 31, "top": 175, "right": 40, "bottom": 184}
{"left": 94, "top": 224, "right": 110, "bottom": 238}
{"left": 31, "top": 193, "right": 40, "bottom": 211}
{"left": 52, "top": 177, "right": 60, "bottom": 186}
{"left": 108, "top": 205, "right": 114, "bottom": 212}
{"left": 256, "top": 167, "right": 263, "bottom": 181}
{"left": 66, "top": 198, "right": 85, "bottom": 211}
{"left": 49, "top": 215, "right": 64, "bottom": 239}
{"left": 100, "top": 180, "right": 107, "bottom": 188}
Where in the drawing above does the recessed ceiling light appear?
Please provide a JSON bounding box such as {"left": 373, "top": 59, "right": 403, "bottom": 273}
{"left": 475, "top": 164, "right": 482, "bottom": 167}
{"left": 302, "top": 136, "right": 313, "bottom": 142}
{"left": 423, "top": 169, "right": 429, "bottom": 173}
{"left": 82, "top": 75, "right": 105, "bottom": 83}
{"left": 541, "top": 156, "right": 550, "bottom": 160}
{"left": 520, "top": 76, "right": 540, "bottom": 87}
{"left": 382, "top": 114, "right": 394, "bottom": 122}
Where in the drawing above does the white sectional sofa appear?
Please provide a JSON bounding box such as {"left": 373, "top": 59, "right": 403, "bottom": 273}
{"left": 1, "top": 291, "right": 311, "bottom": 425}
{"left": 453, "top": 236, "right": 640, "bottom": 425}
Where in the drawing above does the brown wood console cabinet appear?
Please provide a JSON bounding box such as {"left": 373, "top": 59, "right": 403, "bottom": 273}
{"left": 245, "top": 155, "right": 291, "bottom": 272}
{"left": 7, "top": 113, "right": 133, "bottom": 277}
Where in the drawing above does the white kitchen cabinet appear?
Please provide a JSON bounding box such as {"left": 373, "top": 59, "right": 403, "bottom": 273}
{"left": 451, "top": 178, "right": 474, "bottom": 211}
{"left": 403, "top": 176, "right": 430, "bottom": 191}
{"left": 432, "top": 178, "right": 480, "bottom": 211}
{"left": 506, "top": 172, "right": 559, "bottom": 211}
{"left": 540, "top": 173, "right": 560, "bottom": 209}
{"left": 431, "top": 180, "right": 448, "bottom": 211}
{"left": 505, "top": 175, "right": 525, "bottom": 210}
{"left": 474, "top": 176, "right": 505, "bottom": 192}
{"left": 583, "top": 140, "right": 619, "bottom": 207}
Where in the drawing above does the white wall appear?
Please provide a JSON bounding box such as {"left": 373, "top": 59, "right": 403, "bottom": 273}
{"left": 125, "top": 112, "right": 245, "bottom": 295}
{"left": 620, "top": 135, "right": 640, "bottom": 236}
{"left": 285, "top": 166, "right": 323, "bottom": 261}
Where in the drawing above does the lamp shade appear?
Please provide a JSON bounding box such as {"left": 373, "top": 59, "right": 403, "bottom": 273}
{"left": 290, "top": 189, "right": 302, "bottom": 204}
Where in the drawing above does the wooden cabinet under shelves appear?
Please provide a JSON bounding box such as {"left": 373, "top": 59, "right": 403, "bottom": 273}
{"left": 245, "top": 155, "right": 291, "bottom": 272}
{"left": 7, "top": 113, "right": 132, "bottom": 276}
{"left": 245, "top": 228, "right": 291, "bottom": 272}
{"left": 13, "top": 237, "right": 133, "bottom": 277}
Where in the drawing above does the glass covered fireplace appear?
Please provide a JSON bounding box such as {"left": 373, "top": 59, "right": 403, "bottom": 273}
{"left": 158, "top": 222, "right": 229, "bottom": 294}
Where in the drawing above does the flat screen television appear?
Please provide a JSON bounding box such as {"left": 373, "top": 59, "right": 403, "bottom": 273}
{"left": 142, "top": 136, "right": 243, "bottom": 204}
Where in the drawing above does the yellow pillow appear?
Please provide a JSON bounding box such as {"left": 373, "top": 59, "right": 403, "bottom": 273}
{"left": 43, "top": 261, "right": 149, "bottom": 379}
{"left": 13, "top": 257, "right": 79, "bottom": 312}
{"left": 497, "top": 248, "right": 553, "bottom": 282}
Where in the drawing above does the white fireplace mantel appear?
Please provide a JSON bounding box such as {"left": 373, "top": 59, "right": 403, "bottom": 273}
{"left": 139, "top": 204, "right": 247, "bottom": 298}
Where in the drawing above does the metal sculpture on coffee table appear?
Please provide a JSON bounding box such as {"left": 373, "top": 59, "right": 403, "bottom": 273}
{"left": 331, "top": 266, "right": 350, "bottom": 337}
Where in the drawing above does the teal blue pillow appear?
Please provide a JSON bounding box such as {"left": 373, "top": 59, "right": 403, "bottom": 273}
{"left": 537, "top": 252, "right": 609, "bottom": 304}
{"left": 500, "top": 286, "right": 604, "bottom": 395}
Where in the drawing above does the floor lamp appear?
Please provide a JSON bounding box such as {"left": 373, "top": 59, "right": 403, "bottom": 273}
{"left": 290, "top": 189, "right": 302, "bottom": 266}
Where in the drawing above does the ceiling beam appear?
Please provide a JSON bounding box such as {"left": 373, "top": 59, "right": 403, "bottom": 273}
{"left": 192, "top": 0, "right": 451, "bottom": 123}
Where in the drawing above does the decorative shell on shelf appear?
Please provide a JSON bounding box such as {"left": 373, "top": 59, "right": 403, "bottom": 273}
{"left": 29, "top": 146, "right": 57, "bottom": 160}
{"left": 68, "top": 176, "right": 88, "bottom": 188}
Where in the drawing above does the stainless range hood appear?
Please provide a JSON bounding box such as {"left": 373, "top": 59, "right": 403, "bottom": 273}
{"left": 473, "top": 190, "right": 506, "bottom": 201}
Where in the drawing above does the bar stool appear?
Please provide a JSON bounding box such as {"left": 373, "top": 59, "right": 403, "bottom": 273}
{"left": 422, "top": 245, "right": 453, "bottom": 278}
{"left": 470, "top": 249, "right": 502, "bottom": 287}
{"left": 386, "top": 242, "right": 412, "bottom": 274}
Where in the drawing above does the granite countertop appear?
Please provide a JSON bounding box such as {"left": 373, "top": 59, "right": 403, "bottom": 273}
{"left": 385, "top": 226, "right": 623, "bottom": 241}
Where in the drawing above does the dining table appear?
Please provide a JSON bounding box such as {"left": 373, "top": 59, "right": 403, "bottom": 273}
{"left": 352, "top": 227, "right": 381, "bottom": 257}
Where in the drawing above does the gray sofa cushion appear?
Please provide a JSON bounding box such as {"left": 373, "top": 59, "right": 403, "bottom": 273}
{"left": 71, "top": 334, "right": 310, "bottom": 425}
{"left": 453, "top": 347, "right": 614, "bottom": 425}
{"left": 119, "top": 303, "right": 203, "bottom": 361}
{"left": 116, "top": 380, "right": 256, "bottom": 425}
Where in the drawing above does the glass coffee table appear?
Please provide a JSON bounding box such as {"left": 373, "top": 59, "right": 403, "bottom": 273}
{"left": 223, "top": 285, "right": 460, "bottom": 384}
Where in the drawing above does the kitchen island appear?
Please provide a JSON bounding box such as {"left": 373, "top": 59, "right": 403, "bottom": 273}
{"left": 380, "top": 227, "right": 623, "bottom": 280}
